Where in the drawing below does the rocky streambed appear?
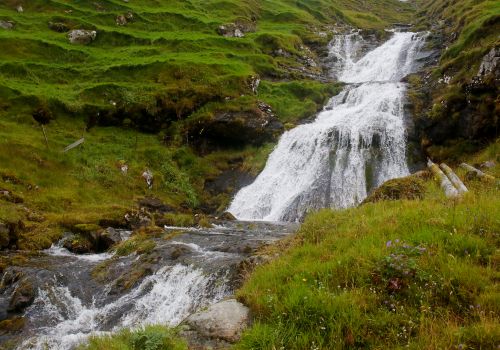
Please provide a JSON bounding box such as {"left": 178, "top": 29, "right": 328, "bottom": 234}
{"left": 0, "top": 221, "right": 298, "bottom": 349}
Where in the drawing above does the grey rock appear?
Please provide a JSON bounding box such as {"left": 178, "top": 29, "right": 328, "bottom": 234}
{"left": 477, "top": 47, "right": 499, "bottom": 78}
{"left": 184, "top": 299, "right": 250, "bottom": 343}
{"left": 100, "top": 227, "right": 122, "bottom": 247}
{"left": 0, "top": 20, "right": 15, "bottom": 30}
{"left": 480, "top": 160, "right": 496, "bottom": 169}
{"left": 68, "top": 29, "right": 97, "bottom": 44}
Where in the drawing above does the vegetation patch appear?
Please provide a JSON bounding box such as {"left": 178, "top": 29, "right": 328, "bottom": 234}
{"left": 236, "top": 161, "right": 499, "bottom": 349}
{"left": 80, "top": 325, "right": 187, "bottom": 350}
{"left": 362, "top": 175, "right": 427, "bottom": 204}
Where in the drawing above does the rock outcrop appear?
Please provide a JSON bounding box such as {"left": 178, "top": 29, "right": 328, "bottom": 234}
{"left": 68, "top": 29, "right": 97, "bottom": 44}
{"left": 192, "top": 102, "right": 283, "bottom": 151}
{"left": 217, "top": 21, "right": 255, "bottom": 38}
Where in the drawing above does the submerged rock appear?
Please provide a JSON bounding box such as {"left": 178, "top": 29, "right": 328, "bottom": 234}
{"left": 68, "top": 29, "right": 97, "bottom": 44}
{"left": 183, "top": 299, "right": 250, "bottom": 343}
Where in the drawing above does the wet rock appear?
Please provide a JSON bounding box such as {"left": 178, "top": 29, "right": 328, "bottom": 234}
{"left": 8, "top": 278, "right": 35, "bottom": 313}
{"left": 63, "top": 234, "right": 93, "bottom": 254}
{"left": 0, "top": 20, "right": 15, "bottom": 30}
{"left": 218, "top": 212, "right": 236, "bottom": 221}
{"left": 100, "top": 227, "right": 122, "bottom": 248}
{"left": 68, "top": 29, "right": 97, "bottom": 44}
{"left": 362, "top": 175, "right": 426, "bottom": 204}
{"left": 0, "top": 316, "right": 25, "bottom": 334}
{"left": 183, "top": 299, "right": 250, "bottom": 343}
{"left": 48, "top": 21, "right": 70, "bottom": 33}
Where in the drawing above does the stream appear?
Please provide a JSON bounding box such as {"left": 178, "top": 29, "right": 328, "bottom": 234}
{"left": 1, "top": 29, "right": 427, "bottom": 349}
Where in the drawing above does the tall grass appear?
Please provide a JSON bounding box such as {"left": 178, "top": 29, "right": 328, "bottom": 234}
{"left": 236, "top": 164, "right": 499, "bottom": 349}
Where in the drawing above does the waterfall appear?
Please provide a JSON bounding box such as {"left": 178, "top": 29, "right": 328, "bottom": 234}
{"left": 229, "top": 31, "right": 426, "bottom": 222}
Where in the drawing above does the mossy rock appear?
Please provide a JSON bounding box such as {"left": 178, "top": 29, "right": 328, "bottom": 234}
{"left": 8, "top": 278, "right": 35, "bottom": 312}
{"left": 363, "top": 176, "right": 426, "bottom": 204}
{"left": 0, "top": 316, "right": 25, "bottom": 333}
{"left": 63, "top": 234, "right": 93, "bottom": 254}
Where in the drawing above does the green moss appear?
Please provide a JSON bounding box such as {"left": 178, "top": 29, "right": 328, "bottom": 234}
{"left": 363, "top": 175, "right": 427, "bottom": 204}
{"left": 80, "top": 325, "right": 187, "bottom": 350}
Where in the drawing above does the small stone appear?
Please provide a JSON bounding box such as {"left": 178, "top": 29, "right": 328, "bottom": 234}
{"left": 0, "top": 20, "right": 15, "bottom": 30}
{"left": 116, "top": 15, "right": 127, "bottom": 26}
{"left": 480, "top": 160, "right": 496, "bottom": 169}
{"left": 16, "top": 5, "right": 23, "bottom": 13}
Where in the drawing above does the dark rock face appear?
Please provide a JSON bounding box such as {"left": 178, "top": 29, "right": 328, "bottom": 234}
{"left": 0, "top": 220, "right": 23, "bottom": 250}
{"left": 48, "top": 22, "right": 70, "bottom": 33}
{"left": 193, "top": 102, "right": 284, "bottom": 151}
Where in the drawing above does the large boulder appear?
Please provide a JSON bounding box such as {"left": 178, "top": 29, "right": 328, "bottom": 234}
{"left": 183, "top": 299, "right": 250, "bottom": 343}
{"left": 68, "top": 29, "right": 97, "bottom": 44}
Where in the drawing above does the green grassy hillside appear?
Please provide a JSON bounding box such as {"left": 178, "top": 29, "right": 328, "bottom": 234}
{"left": 236, "top": 145, "right": 499, "bottom": 349}
{"left": 0, "top": 0, "right": 412, "bottom": 251}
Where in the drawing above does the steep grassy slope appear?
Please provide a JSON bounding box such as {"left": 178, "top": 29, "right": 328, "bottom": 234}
{"left": 236, "top": 145, "right": 499, "bottom": 349}
{"left": 0, "top": 0, "right": 413, "bottom": 251}
{"left": 410, "top": 0, "right": 499, "bottom": 161}
{"left": 0, "top": 0, "right": 412, "bottom": 119}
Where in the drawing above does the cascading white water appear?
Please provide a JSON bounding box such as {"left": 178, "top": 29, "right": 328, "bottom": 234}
{"left": 20, "top": 264, "right": 229, "bottom": 350}
{"left": 229, "top": 31, "right": 426, "bottom": 222}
